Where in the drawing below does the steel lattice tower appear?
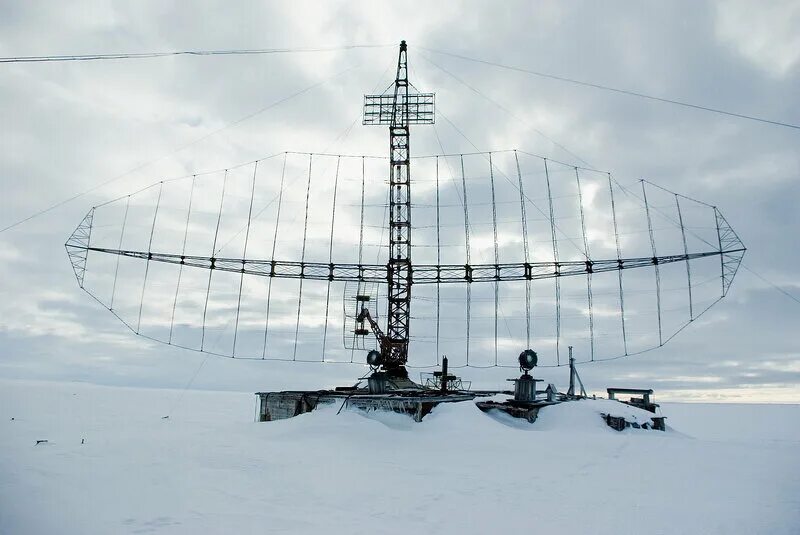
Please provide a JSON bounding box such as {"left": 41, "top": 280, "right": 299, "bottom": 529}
{"left": 364, "top": 41, "right": 434, "bottom": 376}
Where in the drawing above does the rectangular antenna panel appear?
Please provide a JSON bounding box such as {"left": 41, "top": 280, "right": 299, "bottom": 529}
{"left": 363, "top": 93, "right": 435, "bottom": 125}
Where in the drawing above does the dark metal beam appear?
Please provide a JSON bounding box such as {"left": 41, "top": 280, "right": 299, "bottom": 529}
{"left": 79, "top": 246, "right": 739, "bottom": 284}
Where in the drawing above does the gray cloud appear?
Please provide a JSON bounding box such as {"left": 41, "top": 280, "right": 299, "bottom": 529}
{"left": 1, "top": 1, "right": 798, "bottom": 402}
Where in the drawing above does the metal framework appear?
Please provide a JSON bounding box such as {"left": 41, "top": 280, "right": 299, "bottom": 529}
{"left": 362, "top": 41, "right": 435, "bottom": 376}
{"left": 64, "top": 41, "right": 747, "bottom": 370}
{"left": 715, "top": 207, "right": 745, "bottom": 297}
{"left": 65, "top": 208, "right": 94, "bottom": 288}
{"left": 75, "top": 246, "right": 736, "bottom": 284}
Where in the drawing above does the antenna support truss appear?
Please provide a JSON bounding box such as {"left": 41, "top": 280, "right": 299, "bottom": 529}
{"left": 361, "top": 40, "right": 435, "bottom": 376}
{"left": 74, "top": 247, "right": 738, "bottom": 284}
{"left": 64, "top": 41, "right": 747, "bottom": 369}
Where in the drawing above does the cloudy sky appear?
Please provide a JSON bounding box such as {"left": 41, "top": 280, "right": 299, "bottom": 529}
{"left": 1, "top": 1, "right": 798, "bottom": 402}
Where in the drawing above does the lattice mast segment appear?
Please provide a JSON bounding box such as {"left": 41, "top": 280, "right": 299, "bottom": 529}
{"left": 363, "top": 40, "right": 434, "bottom": 377}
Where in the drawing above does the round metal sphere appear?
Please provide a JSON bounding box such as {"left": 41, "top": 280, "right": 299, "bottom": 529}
{"left": 366, "top": 350, "right": 383, "bottom": 367}
{"left": 518, "top": 349, "right": 538, "bottom": 370}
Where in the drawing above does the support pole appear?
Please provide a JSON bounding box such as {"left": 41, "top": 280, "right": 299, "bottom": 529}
{"left": 568, "top": 346, "right": 575, "bottom": 397}
{"left": 363, "top": 40, "right": 434, "bottom": 375}
{"left": 440, "top": 356, "right": 449, "bottom": 392}
{"left": 567, "top": 345, "right": 587, "bottom": 398}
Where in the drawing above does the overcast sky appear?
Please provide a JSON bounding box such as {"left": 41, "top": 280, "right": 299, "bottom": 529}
{"left": 1, "top": 1, "right": 798, "bottom": 402}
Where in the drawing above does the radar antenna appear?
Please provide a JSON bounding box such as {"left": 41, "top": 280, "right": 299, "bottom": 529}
{"left": 362, "top": 40, "right": 434, "bottom": 377}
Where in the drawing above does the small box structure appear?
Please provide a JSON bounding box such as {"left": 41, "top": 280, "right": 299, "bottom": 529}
{"left": 606, "top": 387, "right": 666, "bottom": 431}
{"left": 607, "top": 388, "right": 658, "bottom": 412}
{"left": 256, "top": 391, "right": 333, "bottom": 422}
{"left": 255, "top": 389, "right": 484, "bottom": 423}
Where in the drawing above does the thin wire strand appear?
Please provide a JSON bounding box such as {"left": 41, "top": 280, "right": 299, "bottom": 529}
{"left": 109, "top": 196, "right": 130, "bottom": 311}
{"left": 574, "top": 167, "right": 595, "bottom": 361}
{"left": 201, "top": 171, "right": 227, "bottom": 351}
{"left": 419, "top": 52, "right": 592, "bottom": 167}
{"left": 435, "top": 109, "right": 588, "bottom": 260}
{"left": 741, "top": 264, "right": 800, "bottom": 305}
{"left": 544, "top": 160, "right": 561, "bottom": 365}
{"left": 0, "top": 61, "right": 362, "bottom": 234}
{"left": 293, "top": 155, "right": 314, "bottom": 361}
{"left": 168, "top": 176, "right": 196, "bottom": 344}
{"left": 675, "top": 194, "right": 694, "bottom": 321}
{"left": 136, "top": 182, "right": 163, "bottom": 333}
{"left": 420, "top": 47, "right": 800, "bottom": 132}
{"left": 262, "top": 154, "right": 288, "bottom": 359}
{"left": 232, "top": 162, "right": 259, "bottom": 357}
{"left": 642, "top": 180, "right": 663, "bottom": 346}
{"left": 608, "top": 174, "right": 628, "bottom": 355}
{"left": 515, "top": 151, "right": 532, "bottom": 347}
{"left": 0, "top": 44, "right": 392, "bottom": 63}
{"left": 489, "top": 153, "right": 500, "bottom": 366}
{"left": 460, "top": 155, "right": 471, "bottom": 366}
{"left": 435, "top": 156, "right": 441, "bottom": 365}
{"left": 321, "top": 157, "right": 341, "bottom": 360}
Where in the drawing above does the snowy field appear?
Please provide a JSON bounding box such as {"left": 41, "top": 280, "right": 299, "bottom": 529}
{"left": 1, "top": 379, "right": 798, "bottom": 534}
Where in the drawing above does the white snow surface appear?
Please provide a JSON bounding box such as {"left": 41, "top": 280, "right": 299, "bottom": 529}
{"left": 1, "top": 379, "right": 798, "bottom": 534}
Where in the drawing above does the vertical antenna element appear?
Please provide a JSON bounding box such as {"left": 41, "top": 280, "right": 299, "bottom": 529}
{"left": 358, "top": 156, "right": 366, "bottom": 266}
{"left": 293, "top": 154, "right": 313, "bottom": 361}
{"left": 137, "top": 182, "right": 163, "bottom": 334}
{"left": 460, "top": 155, "right": 471, "bottom": 264}
{"left": 435, "top": 156, "right": 441, "bottom": 365}
{"left": 716, "top": 206, "right": 724, "bottom": 295}
{"left": 641, "top": 180, "right": 663, "bottom": 346}
{"left": 515, "top": 151, "right": 532, "bottom": 347}
{"left": 321, "top": 157, "right": 341, "bottom": 361}
{"left": 489, "top": 153, "right": 499, "bottom": 366}
{"left": 574, "top": 167, "right": 595, "bottom": 360}
{"left": 201, "top": 171, "right": 227, "bottom": 351}
{"left": 262, "top": 154, "right": 287, "bottom": 359}
{"left": 232, "top": 162, "right": 259, "bottom": 357}
{"left": 110, "top": 197, "right": 130, "bottom": 310}
{"left": 460, "top": 155, "right": 471, "bottom": 366}
{"left": 543, "top": 159, "right": 561, "bottom": 365}
{"left": 169, "top": 177, "right": 195, "bottom": 343}
{"left": 675, "top": 194, "right": 694, "bottom": 321}
{"left": 608, "top": 174, "right": 628, "bottom": 355}
{"left": 351, "top": 156, "right": 367, "bottom": 363}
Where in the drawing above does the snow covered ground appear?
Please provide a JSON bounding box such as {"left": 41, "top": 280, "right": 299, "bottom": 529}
{"left": 1, "top": 379, "right": 798, "bottom": 534}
